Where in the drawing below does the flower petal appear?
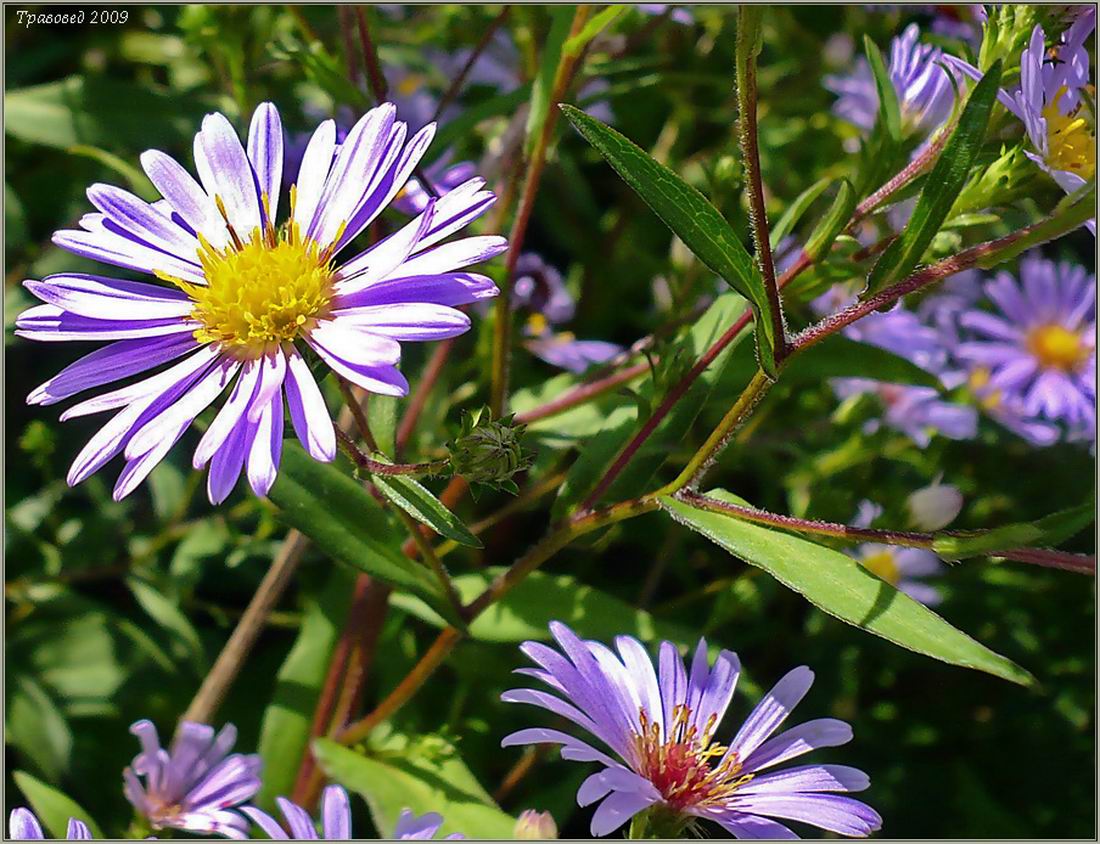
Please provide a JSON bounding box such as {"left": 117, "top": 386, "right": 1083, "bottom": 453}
{"left": 194, "top": 112, "right": 263, "bottom": 240}
{"left": 729, "top": 666, "right": 815, "bottom": 762}
{"left": 284, "top": 347, "right": 336, "bottom": 461}
{"left": 247, "top": 102, "right": 284, "bottom": 222}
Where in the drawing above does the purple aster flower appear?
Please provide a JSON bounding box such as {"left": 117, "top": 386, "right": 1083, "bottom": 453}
{"left": 18, "top": 101, "right": 503, "bottom": 503}
{"left": 852, "top": 543, "right": 945, "bottom": 606}
{"left": 946, "top": 10, "right": 1096, "bottom": 228}
{"left": 393, "top": 810, "right": 465, "bottom": 840}
{"left": 825, "top": 24, "right": 958, "bottom": 136}
{"left": 123, "top": 719, "right": 261, "bottom": 839}
{"left": 811, "top": 287, "right": 978, "bottom": 445}
{"left": 9, "top": 809, "right": 91, "bottom": 840}
{"left": 501, "top": 622, "right": 881, "bottom": 838}
{"left": 524, "top": 325, "right": 624, "bottom": 374}
{"left": 243, "top": 784, "right": 352, "bottom": 839}
{"left": 956, "top": 253, "right": 1096, "bottom": 440}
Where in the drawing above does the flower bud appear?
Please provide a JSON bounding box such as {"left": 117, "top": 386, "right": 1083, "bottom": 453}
{"left": 906, "top": 481, "right": 963, "bottom": 530}
{"left": 446, "top": 407, "right": 534, "bottom": 494}
{"left": 514, "top": 809, "right": 558, "bottom": 840}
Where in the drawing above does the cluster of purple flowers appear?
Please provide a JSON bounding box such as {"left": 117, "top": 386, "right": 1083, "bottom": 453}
{"left": 813, "top": 250, "right": 1095, "bottom": 448}
{"left": 10, "top": 623, "right": 881, "bottom": 840}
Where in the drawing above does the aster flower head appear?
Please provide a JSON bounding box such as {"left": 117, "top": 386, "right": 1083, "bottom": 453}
{"left": 243, "top": 784, "right": 351, "bottom": 839}
{"left": 501, "top": 622, "right": 881, "bottom": 838}
{"left": 9, "top": 809, "right": 92, "bottom": 841}
{"left": 124, "top": 719, "right": 261, "bottom": 839}
{"left": 853, "top": 543, "right": 946, "bottom": 606}
{"left": 956, "top": 253, "right": 1095, "bottom": 441}
{"left": 825, "top": 24, "right": 958, "bottom": 136}
{"left": 18, "top": 101, "right": 503, "bottom": 504}
{"left": 948, "top": 9, "right": 1096, "bottom": 224}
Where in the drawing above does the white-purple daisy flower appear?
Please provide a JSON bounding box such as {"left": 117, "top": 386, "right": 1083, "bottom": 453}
{"left": 955, "top": 252, "right": 1095, "bottom": 441}
{"left": 947, "top": 9, "right": 1096, "bottom": 228}
{"left": 501, "top": 622, "right": 881, "bottom": 839}
{"left": 8, "top": 809, "right": 91, "bottom": 841}
{"left": 123, "top": 719, "right": 261, "bottom": 839}
{"left": 825, "top": 24, "right": 958, "bottom": 136}
{"left": 17, "top": 101, "right": 504, "bottom": 503}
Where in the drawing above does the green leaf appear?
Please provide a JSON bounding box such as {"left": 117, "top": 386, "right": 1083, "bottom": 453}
{"left": 391, "top": 568, "right": 696, "bottom": 645}
{"left": 560, "top": 104, "right": 777, "bottom": 376}
{"left": 564, "top": 5, "right": 627, "bottom": 56}
{"left": 6, "top": 675, "right": 72, "bottom": 783}
{"left": 933, "top": 499, "right": 1094, "bottom": 560}
{"left": 769, "top": 177, "right": 832, "bottom": 249}
{"left": 125, "top": 577, "right": 206, "bottom": 673}
{"left": 314, "top": 737, "right": 516, "bottom": 839}
{"left": 5, "top": 76, "right": 210, "bottom": 151}
{"left": 661, "top": 490, "right": 1034, "bottom": 686}
{"left": 372, "top": 472, "right": 482, "bottom": 548}
{"left": 526, "top": 7, "right": 575, "bottom": 156}
{"left": 865, "top": 61, "right": 1003, "bottom": 296}
{"left": 256, "top": 567, "right": 353, "bottom": 810}
{"left": 12, "top": 770, "right": 103, "bottom": 839}
{"left": 268, "top": 444, "right": 451, "bottom": 619}
{"left": 864, "top": 36, "right": 902, "bottom": 143}
{"left": 804, "top": 179, "right": 856, "bottom": 261}
{"left": 368, "top": 396, "right": 398, "bottom": 458}
{"left": 975, "top": 182, "right": 1096, "bottom": 270}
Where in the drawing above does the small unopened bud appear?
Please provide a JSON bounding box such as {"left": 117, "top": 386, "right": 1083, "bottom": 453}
{"left": 514, "top": 810, "right": 557, "bottom": 840}
{"left": 446, "top": 407, "right": 534, "bottom": 494}
{"left": 906, "top": 481, "right": 963, "bottom": 531}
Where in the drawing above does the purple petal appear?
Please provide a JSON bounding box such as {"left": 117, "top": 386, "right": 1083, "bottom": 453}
{"left": 500, "top": 727, "right": 618, "bottom": 768}
{"left": 207, "top": 412, "right": 250, "bottom": 504}
{"left": 247, "top": 347, "right": 287, "bottom": 423}
{"left": 320, "top": 786, "right": 350, "bottom": 839}
{"left": 741, "top": 718, "right": 853, "bottom": 773}
{"left": 391, "top": 235, "right": 507, "bottom": 278}
{"left": 291, "top": 120, "right": 338, "bottom": 232}
{"left": 736, "top": 764, "right": 870, "bottom": 795}
{"left": 65, "top": 819, "right": 92, "bottom": 840}
{"left": 275, "top": 798, "right": 318, "bottom": 840}
{"left": 24, "top": 274, "right": 191, "bottom": 321}
{"left": 52, "top": 225, "right": 205, "bottom": 285}
{"left": 141, "top": 149, "right": 231, "bottom": 249}
{"left": 194, "top": 112, "right": 263, "bottom": 241}
{"left": 87, "top": 182, "right": 200, "bottom": 259}
{"left": 588, "top": 789, "right": 657, "bottom": 837}
{"left": 708, "top": 811, "right": 799, "bottom": 839}
{"left": 284, "top": 347, "right": 336, "bottom": 461}
{"left": 248, "top": 103, "right": 284, "bottom": 222}
{"left": 331, "top": 303, "right": 471, "bottom": 341}
{"left": 307, "top": 321, "right": 408, "bottom": 396}
{"left": 241, "top": 806, "right": 289, "bottom": 840}
{"left": 657, "top": 641, "right": 688, "bottom": 731}
{"left": 27, "top": 333, "right": 198, "bottom": 406}
{"left": 729, "top": 667, "right": 815, "bottom": 762}
{"left": 17, "top": 304, "right": 197, "bottom": 343}
{"left": 9, "top": 809, "right": 44, "bottom": 840}
{"left": 334, "top": 272, "right": 498, "bottom": 310}
{"left": 726, "top": 793, "right": 882, "bottom": 837}
{"left": 246, "top": 391, "right": 284, "bottom": 497}
{"left": 194, "top": 358, "right": 262, "bottom": 468}
{"left": 394, "top": 809, "right": 443, "bottom": 840}
{"left": 336, "top": 199, "right": 436, "bottom": 291}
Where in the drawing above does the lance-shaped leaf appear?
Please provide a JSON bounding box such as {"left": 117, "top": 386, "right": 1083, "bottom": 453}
{"left": 805, "top": 179, "right": 856, "bottom": 261}
{"left": 661, "top": 489, "right": 1034, "bottom": 686}
{"left": 372, "top": 471, "right": 482, "bottom": 548}
{"left": 769, "top": 177, "right": 832, "bottom": 249}
{"left": 561, "top": 103, "right": 778, "bottom": 376}
{"left": 865, "top": 61, "right": 1003, "bottom": 296}
{"left": 268, "top": 444, "right": 457, "bottom": 624}
{"left": 864, "top": 35, "right": 902, "bottom": 143}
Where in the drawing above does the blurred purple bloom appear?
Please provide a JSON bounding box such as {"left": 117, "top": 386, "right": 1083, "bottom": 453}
{"left": 525, "top": 328, "right": 624, "bottom": 374}
{"left": 853, "top": 543, "right": 945, "bottom": 606}
{"left": 513, "top": 253, "right": 575, "bottom": 324}
{"left": 636, "top": 4, "right": 695, "bottom": 26}
{"left": 394, "top": 810, "right": 466, "bottom": 840}
{"left": 956, "top": 253, "right": 1096, "bottom": 440}
{"left": 928, "top": 4, "right": 986, "bottom": 43}
{"left": 244, "top": 784, "right": 351, "bottom": 839}
{"left": 812, "top": 287, "right": 977, "bottom": 445}
{"left": 9, "top": 810, "right": 91, "bottom": 841}
{"left": 946, "top": 10, "right": 1096, "bottom": 230}
{"left": 825, "top": 24, "right": 958, "bottom": 135}
{"left": 18, "top": 102, "right": 503, "bottom": 503}
{"left": 502, "top": 622, "right": 881, "bottom": 838}
{"left": 124, "top": 720, "right": 260, "bottom": 839}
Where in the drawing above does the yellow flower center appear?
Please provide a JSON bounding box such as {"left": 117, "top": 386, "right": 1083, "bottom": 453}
{"left": 159, "top": 192, "right": 336, "bottom": 359}
{"left": 968, "top": 366, "right": 1004, "bottom": 409}
{"left": 1043, "top": 88, "right": 1096, "bottom": 180}
{"left": 1026, "top": 323, "right": 1088, "bottom": 372}
{"left": 861, "top": 550, "right": 901, "bottom": 585}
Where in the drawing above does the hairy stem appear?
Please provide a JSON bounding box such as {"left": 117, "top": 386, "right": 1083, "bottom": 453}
{"left": 735, "top": 6, "right": 786, "bottom": 360}
{"left": 336, "top": 429, "right": 448, "bottom": 477}
{"left": 675, "top": 491, "right": 1096, "bottom": 575}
